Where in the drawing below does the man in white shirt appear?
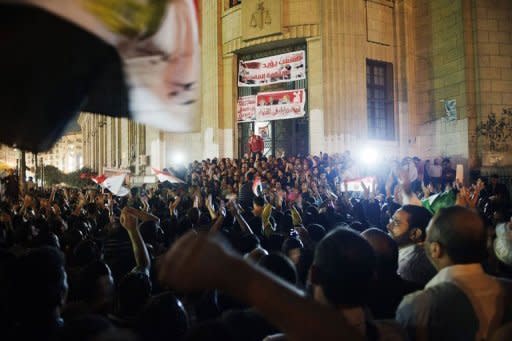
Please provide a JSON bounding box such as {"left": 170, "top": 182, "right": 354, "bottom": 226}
{"left": 397, "top": 206, "right": 512, "bottom": 340}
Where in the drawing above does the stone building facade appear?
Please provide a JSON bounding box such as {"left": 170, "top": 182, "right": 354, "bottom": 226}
{"left": 0, "top": 131, "right": 83, "bottom": 175}
{"left": 80, "top": 0, "right": 512, "bottom": 176}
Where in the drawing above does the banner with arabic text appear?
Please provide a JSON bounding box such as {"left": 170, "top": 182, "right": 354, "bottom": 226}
{"left": 238, "top": 51, "right": 306, "bottom": 87}
{"left": 256, "top": 89, "right": 306, "bottom": 121}
{"left": 236, "top": 95, "right": 257, "bottom": 122}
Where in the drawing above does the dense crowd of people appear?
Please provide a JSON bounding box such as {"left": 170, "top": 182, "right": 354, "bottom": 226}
{"left": 0, "top": 152, "right": 511, "bottom": 340}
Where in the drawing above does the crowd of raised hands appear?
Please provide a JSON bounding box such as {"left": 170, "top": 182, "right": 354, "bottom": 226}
{"left": 0, "top": 152, "right": 510, "bottom": 340}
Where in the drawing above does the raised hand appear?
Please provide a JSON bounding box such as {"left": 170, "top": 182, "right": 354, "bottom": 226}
{"left": 291, "top": 206, "right": 302, "bottom": 227}
{"left": 120, "top": 207, "right": 138, "bottom": 232}
{"left": 159, "top": 232, "right": 235, "bottom": 292}
{"left": 206, "top": 194, "right": 217, "bottom": 220}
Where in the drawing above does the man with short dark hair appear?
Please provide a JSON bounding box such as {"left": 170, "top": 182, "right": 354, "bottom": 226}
{"left": 362, "top": 228, "right": 420, "bottom": 319}
{"left": 309, "top": 228, "right": 407, "bottom": 340}
{"left": 397, "top": 206, "right": 512, "bottom": 340}
{"left": 238, "top": 171, "right": 255, "bottom": 210}
{"left": 387, "top": 205, "right": 436, "bottom": 286}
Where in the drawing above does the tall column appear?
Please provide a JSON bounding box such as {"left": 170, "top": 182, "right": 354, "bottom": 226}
{"left": 321, "top": 0, "right": 367, "bottom": 152}
{"left": 395, "top": 0, "right": 417, "bottom": 157}
{"left": 201, "top": 0, "right": 222, "bottom": 158}
{"left": 462, "top": 0, "right": 478, "bottom": 168}
{"left": 221, "top": 53, "right": 237, "bottom": 158}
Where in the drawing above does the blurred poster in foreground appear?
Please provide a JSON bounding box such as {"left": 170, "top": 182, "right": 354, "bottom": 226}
{"left": 0, "top": 0, "right": 200, "bottom": 152}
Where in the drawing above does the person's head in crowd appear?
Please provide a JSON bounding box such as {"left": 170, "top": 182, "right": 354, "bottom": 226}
{"left": 139, "top": 220, "right": 162, "bottom": 247}
{"left": 441, "top": 158, "right": 451, "bottom": 169}
{"left": 278, "top": 214, "right": 294, "bottom": 234}
{"left": 186, "top": 207, "right": 201, "bottom": 227}
{"left": 387, "top": 205, "right": 432, "bottom": 247}
{"left": 246, "top": 171, "right": 254, "bottom": 182}
{"left": 78, "top": 260, "right": 115, "bottom": 313}
{"left": 252, "top": 196, "right": 265, "bottom": 217}
{"left": 236, "top": 233, "right": 261, "bottom": 255}
{"left": 490, "top": 174, "right": 500, "bottom": 187}
{"left": 361, "top": 228, "right": 398, "bottom": 279}
{"left": 73, "top": 239, "right": 102, "bottom": 267}
{"left": 8, "top": 247, "right": 68, "bottom": 321}
{"left": 12, "top": 220, "right": 36, "bottom": 248}
{"left": 306, "top": 224, "right": 327, "bottom": 244}
{"left": 349, "top": 220, "right": 366, "bottom": 233}
{"left": 35, "top": 231, "right": 61, "bottom": 249}
{"left": 282, "top": 236, "right": 304, "bottom": 265}
{"left": 258, "top": 253, "right": 298, "bottom": 286}
{"left": 424, "top": 206, "right": 487, "bottom": 271}
{"left": 116, "top": 272, "right": 152, "bottom": 320}
{"left": 138, "top": 292, "right": 189, "bottom": 341}
{"left": 310, "top": 228, "right": 376, "bottom": 308}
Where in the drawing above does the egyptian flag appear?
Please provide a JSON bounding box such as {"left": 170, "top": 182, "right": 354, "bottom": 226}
{"left": 91, "top": 174, "right": 107, "bottom": 185}
{"left": 92, "top": 173, "right": 129, "bottom": 197}
{"left": 343, "top": 177, "right": 375, "bottom": 192}
{"left": 152, "top": 167, "right": 185, "bottom": 184}
{"left": 252, "top": 176, "right": 262, "bottom": 196}
{"left": 0, "top": 0, "right": 200, "bottom": 152}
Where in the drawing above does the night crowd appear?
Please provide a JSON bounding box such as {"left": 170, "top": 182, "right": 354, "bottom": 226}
{"left": 0, "top": 152, "right": 511, "bottom": 341}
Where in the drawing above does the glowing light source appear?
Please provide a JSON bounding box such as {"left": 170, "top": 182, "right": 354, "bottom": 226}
{"left": 360, "top": 146, "right": 378, "bottom": 165}
{"left": 171, "top": 152, "right": 185, "bottom": 165}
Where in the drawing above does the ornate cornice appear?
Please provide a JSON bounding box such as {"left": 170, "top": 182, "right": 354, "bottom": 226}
{"left": 223, "top": 24, "right": 320, "bottom": 55}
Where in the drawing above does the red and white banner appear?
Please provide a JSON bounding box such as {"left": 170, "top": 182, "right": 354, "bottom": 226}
{"left": 256, "top": 89, "right": 306, "bottom": 121}
{"left": 152, "top": 168, "right": 186, "bottom": 184}
{"left": 238, "top": 51, "right": 306, "bottom": 87}
{"left": 344, "top": 177, "right": 376, "bottom": 192}
{"left": 237, "top": 95, "right": 257, "bottom": 122}
{"left": 93, "top": 174, "right": 129, "bottom": 197}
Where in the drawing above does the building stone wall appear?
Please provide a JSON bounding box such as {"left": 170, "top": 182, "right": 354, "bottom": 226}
{"left": 474, "top": 0, "right": 512, "bottom": 167}
{"left": 78, "top": 0, "right": 512, "bottom": 175}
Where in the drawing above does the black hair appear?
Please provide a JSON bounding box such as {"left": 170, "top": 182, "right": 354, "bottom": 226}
{"left": 281, "top": 237, "right": 304, "bottom": 255}
{"left": 428, "top": 206, "right": 487, "bottom": 264}
{"left": 258, "top": 253, "right": 298, "bottom": 285}
{"left": 313, "top": 228, "right": 376, "bottom": 307}
{"left": 235, "top": 233, "right": 261, "bottom": 254}
{"left": 8, "top": 246, "right": 67, "bottom": 318}
{"left": 253, "top": 196, "right": 265, "bottom": 207}
{"left": 361, "top": 228, "right": 399, "bottom": 276}
{"left": 246, "top": 172, "right": 255, "bottom": 182}
{"left": 73, "top": 239, "right": 101, "bottom": 267}
{"left": 138, "top": 292, "right": 189, "bottom": 341}
{"left": 78, "top": 260, "right": 112, "bottom": 302}
{"left": 117, "top": 272, "right": 152, "bottom": 317}
{"left": 139, "top": 220, "right": 160, "bottom": 245}
{"left": 306, "top": 224, "right": 327, "bottom": 243}
{"left": 400, "top": 205, "right": 433, "bottom": 236}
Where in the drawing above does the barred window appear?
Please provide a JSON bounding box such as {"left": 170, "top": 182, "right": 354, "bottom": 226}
{"left": 367, "top": 59, "right": 395, "bottom": 140}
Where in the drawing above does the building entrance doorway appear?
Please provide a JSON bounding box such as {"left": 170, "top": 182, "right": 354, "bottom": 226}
{"left": 237, "top": 43, "right": 309, "bottom": 158}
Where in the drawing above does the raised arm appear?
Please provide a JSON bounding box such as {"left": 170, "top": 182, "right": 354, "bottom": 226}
{"left": 120, "top": 207, "right": 151, "bottom": 274}
{"left": 159, "top": 232, "right": 362, "bottom": 341}
{"left": 227, "top": 201, "right": 254, "bottom": 235}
